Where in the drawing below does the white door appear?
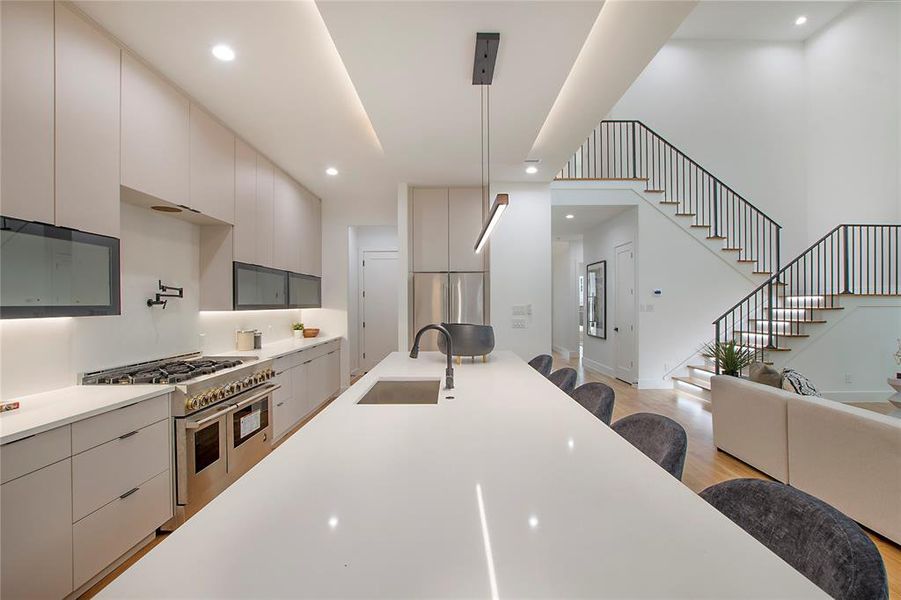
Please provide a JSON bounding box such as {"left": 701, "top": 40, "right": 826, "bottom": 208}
{"left": 361, "top": 251, "right": 399, "bottom": 371}
{"left": 614, "top": 243, "right": 636, "bottom": 383}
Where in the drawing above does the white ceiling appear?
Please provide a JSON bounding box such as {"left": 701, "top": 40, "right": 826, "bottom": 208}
{"left": 74, "top": 1, "right": 690, "bottom": 209}
{"left": 316, "top": 1, "right": 602, "bottom": 186}
{"left": 75, "top": 0, "right": 396, "bottom": 206}
{"left": 673, "top": 1, "right": 854, "bottom": 42}
{"left": 552, "top": 205, "right": 631, "bottom": 237}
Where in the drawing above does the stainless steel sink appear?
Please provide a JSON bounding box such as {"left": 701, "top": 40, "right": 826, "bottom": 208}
{"left": 357, "top": 379, "right": 441, "bottom": 405}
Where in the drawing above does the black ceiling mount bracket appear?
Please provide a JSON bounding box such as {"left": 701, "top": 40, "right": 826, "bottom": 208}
{"left": 472, "top": 32, "right": 500, "bottom": 85}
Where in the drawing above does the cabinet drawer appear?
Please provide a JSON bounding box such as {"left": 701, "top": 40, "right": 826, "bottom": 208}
{"left": 72, "top": 393, "right": 169, "bottom": 453}
{"left": 0, "top": 425, "right": 71, "bottom": 484}
{"left": 274, "top": 351, "right": 302, "bottom": 372}
{"left": 73, "top": 418, "right": 170, "bottom": 521}
{"left": 73, "top": 469, "right": 172, "bottom": 589}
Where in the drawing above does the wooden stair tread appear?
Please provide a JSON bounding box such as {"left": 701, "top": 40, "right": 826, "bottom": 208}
{"left": 687, "top": 364, "right": 715, "bottom": 375}
{"left": 721, "top": 247, "right": 742, "bottom": 252}
{"left": 753, "top": 271, "right": 772, "bottom": 275}
{"left": 660, "top": 201, "right": 680, "bottom": 205}
{"left": 644, "top": 189, "right": 665, "bottom": 194}
{"left": 690, "top": 224, "right": 710, "bottom": 229}
{"left": 750, "top": 318, "right": 826, "bottom": 324}
{"left": 706, "top": 235, "right": 727, "bottom": 240}
{"left": 675, "top": 212, "right": 697, "bottom": 217}
{"left": 736, "top": 330, "right": 809, "bottom": 338}
{"left": 672, "top": 376, "right": 711, "bottom": 391}
{"left": 735, "top": 344, "right": 791, "bottom": 352}
{"left": 737, "top": 259, "right": 756, "bottom": 263}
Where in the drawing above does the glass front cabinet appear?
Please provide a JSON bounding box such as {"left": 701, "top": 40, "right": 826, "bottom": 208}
{"left": 233, "top": 262, "right": 321, "bottom": 310}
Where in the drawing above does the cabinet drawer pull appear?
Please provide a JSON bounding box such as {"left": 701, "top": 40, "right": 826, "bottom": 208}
{"left": 119, "top": 487, "right": 140, "bottom": 500}
{"left": 118, "top": 430, "right": 139, "bottom": 440}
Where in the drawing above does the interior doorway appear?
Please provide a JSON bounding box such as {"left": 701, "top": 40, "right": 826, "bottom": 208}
{"left": 360, "top": 250, "right": 399, "bottom": 372}
{"left": 614, "top": 242, "right": 635, "bottom": 383}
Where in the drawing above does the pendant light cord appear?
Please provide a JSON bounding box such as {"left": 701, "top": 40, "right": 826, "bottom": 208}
{"left": 479, "top": 84, "right": 491, "bottom": 209}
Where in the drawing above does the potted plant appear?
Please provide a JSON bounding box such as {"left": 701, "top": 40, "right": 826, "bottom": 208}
{"left": 292, "top": 322, "right": 304, "bottom": 340}
{"left": 701, "top": 341, "right": 757, "bottom": 377}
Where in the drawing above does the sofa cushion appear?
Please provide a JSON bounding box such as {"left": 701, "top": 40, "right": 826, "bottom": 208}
{"left": 782, "top": 368, "right": 820, "bottom": 396}
{"left": 710, "top": 376, "right": 790, "bottom": 483}
{"left": 787, "top": 395, "right": 901, "bottom": 545}
{"left": 749, "top": 363, "right": 782, "bottom": 388}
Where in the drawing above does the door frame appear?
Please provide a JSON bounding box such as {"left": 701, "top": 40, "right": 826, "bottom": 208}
{"left": 613, "top": 241, "right": 636, "bottom": 384}
{"left": 358, "top": 250, "right": 399, "bottom": 372}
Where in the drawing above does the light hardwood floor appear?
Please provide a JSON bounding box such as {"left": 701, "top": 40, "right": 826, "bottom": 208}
{"left": 83, "top": 363, "right": 899, "bottom": 598}
{"left": 551, "top": 352, "right": 901, "bottom": 599}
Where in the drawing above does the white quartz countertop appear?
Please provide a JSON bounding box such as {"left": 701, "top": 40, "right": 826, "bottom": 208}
{"left": 0, "top": 384, "right": 174, "bottom": 445}
{"left": 213, "top": 333, "right": 341, "bottom": 361}
{"left": 100, "top": 351, "right": 825, "bottom": 599}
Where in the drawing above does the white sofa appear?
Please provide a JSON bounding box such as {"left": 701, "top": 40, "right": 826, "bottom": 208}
{"left": 711, "top": 375, "right": 901, "bottom": 545}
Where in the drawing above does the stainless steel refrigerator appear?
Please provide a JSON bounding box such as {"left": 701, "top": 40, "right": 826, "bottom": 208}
{"left": 412, "top": 272, "right": 486, "bottom": 350}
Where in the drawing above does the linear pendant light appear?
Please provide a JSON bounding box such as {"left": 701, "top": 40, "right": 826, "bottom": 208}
{"left": 472, "top": 32, "right": 507, "bottom": 254}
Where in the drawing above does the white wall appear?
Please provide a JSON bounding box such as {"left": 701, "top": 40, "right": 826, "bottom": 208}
{"left": 489, "top": 182, "right": 553, "bottom": 361}
{"left": 0, "top": 203, "right": 306, "bottom": 398}
{"left": 608, "top": 39, "right": 808, "bottom": 257}
{"left": 309, "top": 192, "right": 397, "bottom": 387}
{"left": 346, "top": 225, "right": 399, "bottom": 374}
{"left": 551, "top": 239, "right": 582, "bottom": 357}
{"left": 779, "top": 298, "right": 901, "bottom": 402}
{"left": 581, "top": 208, "right": 637, "bottom": 377}
{"left": 805, "top": 2, "right": 901, "bottom": 235}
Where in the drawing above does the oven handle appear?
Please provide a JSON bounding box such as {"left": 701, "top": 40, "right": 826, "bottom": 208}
{"left": 231, "top": 384, "right": 280, "bottom": 411}
{"left": 185, "top": 404, "right": 237, "bottom": 430}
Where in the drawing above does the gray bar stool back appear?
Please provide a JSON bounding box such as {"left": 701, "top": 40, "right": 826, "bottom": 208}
{"left": 700, "top": 479, "right": 888, "bottom": 600}
{"left": 528, "top": 354, "right": 553, "bottom": 377}
{"left": 611, "top": 412, "right": 687, "bottom": 480}
{"left": 570, "top": 382, "right": 616, "bottom": 425}
{"left": 548, "top": 367, "right": 577, "bottom": 394}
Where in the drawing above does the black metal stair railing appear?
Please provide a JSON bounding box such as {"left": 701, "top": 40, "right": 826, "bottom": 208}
{"left": 713, "top": 224, "right": 901, "bottom": 373}
{"left": 556, "top": 120, "right": 782, "bottom": 275}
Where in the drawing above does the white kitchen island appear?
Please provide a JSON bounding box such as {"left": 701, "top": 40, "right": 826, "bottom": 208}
{"left": 100, "top": 351, "right": 824, "bottom": 599}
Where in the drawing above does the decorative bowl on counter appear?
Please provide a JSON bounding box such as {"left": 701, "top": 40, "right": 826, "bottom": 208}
{"left": 303, "top": 328, "right": 320, "bottom": 338}
{"left": 437, "top": 323, "right": 495, "bottom": 360}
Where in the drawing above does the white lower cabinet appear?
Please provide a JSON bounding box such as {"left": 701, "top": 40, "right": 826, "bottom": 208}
{"left": 271, "top": 342, "right": 341, "bottom": 443}
{"left": 73, "top": 469, "right": 171, "bottom": 589}
{"left": 0, "top": 457, "right": 73, "bottom": 600}
{"left": 0, "top": 392, "right": 173, "bottom": 598}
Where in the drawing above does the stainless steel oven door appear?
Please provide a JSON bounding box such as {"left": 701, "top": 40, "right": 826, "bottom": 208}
{"left": 226, "top": 383, "right": 277, "bottom": 481}
{"left": 179, "top": 401, "right": 235, "bottom": 517}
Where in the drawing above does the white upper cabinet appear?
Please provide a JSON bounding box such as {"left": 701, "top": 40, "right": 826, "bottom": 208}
{"left": 448, "top": 187, "right": 485, "bottom": 272}
{"left": 273, "top": 168, "right": 302, "bottom": 273}
{"left": 1, "top": 0, "right": 54, "bottom": 224}
{"left": 255, "top": 155, "right": 275, "bottom": 267}
{"left": 121, "top": 52, "right": 190, "bottom": 207}
{"left": 234, "top": 139, "right": 257, "bottom": 264}
{"left": 299, "top": 189, "right": 322, "bottom": 277}
{"left": 189, "top": 104, "right": 235, "bottom": 224}
{"left": 54, "top": 3, "right": 120, "bottom": 238}
{"left": 412, "top": 188, "right": 449, "bottom": 272}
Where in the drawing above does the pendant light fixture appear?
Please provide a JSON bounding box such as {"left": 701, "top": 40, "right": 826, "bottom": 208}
{"left": 472, "top": 32, "right": 507, "bottom": 254}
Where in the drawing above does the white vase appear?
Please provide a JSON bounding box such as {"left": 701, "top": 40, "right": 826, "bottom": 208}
{"left": 293, "top": 330, "right": 303, "bottom": 340}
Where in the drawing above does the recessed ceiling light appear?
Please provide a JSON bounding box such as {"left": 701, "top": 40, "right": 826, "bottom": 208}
{"left": 794, "top": 15, "right": 807, "bottom": 26}
{"left": 211, "top": 44, "right": 235, "bottom": 62}
{"left": 525, "top": 165, "right": 538, "bottom": 174}
{"left": 325, "top": 167, "right": 338, "bottom": 176}
{"left": 565, "top": 214, "right": 574, "bottom": 220}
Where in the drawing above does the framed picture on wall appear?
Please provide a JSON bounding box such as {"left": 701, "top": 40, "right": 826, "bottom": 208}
{"left": 586, "top": 260, "right": 606, "bottom": 339}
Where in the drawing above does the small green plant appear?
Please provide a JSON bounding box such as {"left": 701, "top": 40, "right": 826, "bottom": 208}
{"left": 292, "top": 322, "right": 304, "bottom": 331}
{"left": 701, "top": 341, "right": 757, "bottom": 377}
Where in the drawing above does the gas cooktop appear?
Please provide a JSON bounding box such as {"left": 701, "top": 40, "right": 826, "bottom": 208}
{"left": 82, "top": 355, "right": 244, "bottom": 385}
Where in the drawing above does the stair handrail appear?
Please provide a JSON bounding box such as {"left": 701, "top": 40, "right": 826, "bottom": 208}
{"left": 557, "top": 119, "right": 782, "bottom": 274}
{"left": 713, "top": 223, "right": 901, "bottom": 374}
{"left": 597, "top": 120, "right": 780, "bottom": 229}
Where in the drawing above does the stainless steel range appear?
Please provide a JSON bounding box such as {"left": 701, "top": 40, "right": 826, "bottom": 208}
{"left": 82, "top": 353, "right": 279, "bottom": 528}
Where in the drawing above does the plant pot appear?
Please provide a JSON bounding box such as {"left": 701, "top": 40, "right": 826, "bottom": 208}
{"left": 303, "top": 328, "right": 320, "bottom": 338}
{"left": 293, "top": 330, "right": 303, "bottom": 340}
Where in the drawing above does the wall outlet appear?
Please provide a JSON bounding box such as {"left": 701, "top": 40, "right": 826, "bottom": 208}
{"left": 512, "top": 304, "right": 532, "bottom": 316}
{"left": 512, "top": 318, "right": 527, "bottom": 329}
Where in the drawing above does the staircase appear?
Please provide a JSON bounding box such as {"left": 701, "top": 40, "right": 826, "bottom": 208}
{"left": 556, "top": 120, "right": 781, "bottom": 279}
{"left": 555, "top": 121, "right": 899, "bottom": 399}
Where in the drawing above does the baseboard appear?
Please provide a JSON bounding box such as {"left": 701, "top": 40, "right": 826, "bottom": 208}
{"left": 582, "top": 356, "right": 615, "bottom": 378}
{"left": 638, "top": 377, "right": 670, "bottom": 390}
{"left": 552, "top": 344, "right": 577, "bottom": 358}
{"left": 822, "top": 390, "right": 895, "bottom": 403}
